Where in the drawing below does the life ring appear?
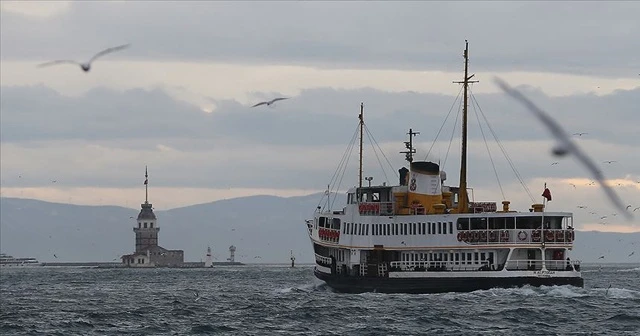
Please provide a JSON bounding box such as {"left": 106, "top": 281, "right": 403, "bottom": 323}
{"left": 489, "top": 230, "right": 498, "bottom": 242}
{"left": 457, "top": 232, "right": 463, "bottom": 241}
{"left": 556, "top": 230, "right": 564, "bottom": 242}
{"left": 480, "top": 231, "right": 487, "bottom": 242}
{"left": 531, "top": 230, "right": 541, "bottom": 242}
{"left": 569, "top": 230, "right": 575, "bottom": 242}
{"left": 545, "top": 230, "right": 555, "bottom": 241}
{"left": 517, "top": 231, "right": 527, "bottom": 241}
{"left": 472, "top": 231, "right": 480, "bottom": 242}
{"left": 462, "top": 231, "right": 469, "bottom": 242}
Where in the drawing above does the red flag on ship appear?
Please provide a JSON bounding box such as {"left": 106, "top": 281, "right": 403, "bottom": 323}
{"left": 542, "top": 186, "right": 552, "bottom": 201}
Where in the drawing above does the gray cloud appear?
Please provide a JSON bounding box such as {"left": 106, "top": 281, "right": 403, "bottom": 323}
{"left": 2, "top": 84, "right": 638, "bottom": 147}
{"left": 1, "top": 84, "right": 638, "bottom": 193}
{"left": 1, "top": 2, "right": 639, "bottom": 77}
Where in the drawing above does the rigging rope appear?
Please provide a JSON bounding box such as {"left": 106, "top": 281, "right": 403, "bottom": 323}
{"left": 424, "top": 85, "right": 464, "bottom": 161}
{"left": 470, "top": 90, "right": 506, "bottom": 200}
{"left": 318, "top": 122, "right": 359, "bottom": 211}
{"left": 469, "top": 89, "right": 536, "bottom": 203}
{"left": 364, "top": 124, "right": 399, "bottom": 182}
{"left": 443, "top": 97, "right": 462, "bottom": 168}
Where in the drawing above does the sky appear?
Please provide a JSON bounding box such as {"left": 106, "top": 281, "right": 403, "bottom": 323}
{"left": 1, "top": 1, "right": 639, "bottom": 232}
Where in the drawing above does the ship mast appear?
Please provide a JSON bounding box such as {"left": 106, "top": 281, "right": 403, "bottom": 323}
{"left": 359, "top": 103, "right": 364, "bottom": 188}
{"left": 455, "top": 40, "right": 478, "bottom": 213}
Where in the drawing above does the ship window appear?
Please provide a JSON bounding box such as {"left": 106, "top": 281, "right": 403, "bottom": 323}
{"left": 404, "top": 223, "right": 408, "bottom": 235}
{"left": 474, "top": 252, "right": 479, "bottom": 263}
{"left": 418, "top": 223, "right": 422, "bottom": 235}
{"left": 437, "top": 222, "right": 442, "bottom": 234}
{"left": 332, "top": 218, "right": 341, "bottom": 230}
{"left": 444, "top": 254, "right": 448, "bottom": 262}
{"left": 449, "top": 222, "right": 453, "bottom": 234}
{"left": 470, "top": 217, "right": 487, "bottom": 230}
{"left": 413, "top": 223, "right": 417, "bottom": 235}
{"left": 319, "top": 217, "right": 326, "bottom": 228}
{"left": 432, "top": 222, "right": 436, "bottom": 234}
{"left": 481, "top": 252, "right": 486, "bottom": 260}
{"left": 467, "top": 253, "right": 472, "bottom": 264}
{"left": 421, "top": 223, "right": 426, "bottom": 235}
{"left": 457, "top": 218, "right": 470, "bottom": 230}
{"left": 366, "top": 224, "right": 369, "bottom": 236}
{"left": 455, "top": 253, "right": 460, "bottom": 265}
{"left": 387, "top": 224, "right": 391, "bottom": 235}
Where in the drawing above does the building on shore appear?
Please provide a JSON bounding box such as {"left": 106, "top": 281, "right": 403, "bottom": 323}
{"left": 121, "top": 167, "right": 184, "bottom": 267}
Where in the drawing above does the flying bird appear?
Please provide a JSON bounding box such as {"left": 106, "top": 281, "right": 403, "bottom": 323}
{"left": 577, "top": 205, "right": 587, "bottom": 209}
{"left": 37, "top": 44, "right": 130, "bottom": 72}
{"left": 569, "top": 183, "right": 576, "bottom": 189}
{"left": 634, "top": 207, "right": 640, "bottom": 212}
{"left": 494, "top": 78, "right": 633, "bottom": 221}
{"left": 629, "top": 252, "right": 635, "bottom": 257}
{"left": 551, "top": 162, "right": 559, "bottom": 166}
{"left": 572, "top": 132, "right": 588, "bottom": 136}
{"left": 626, "top": 205, "right": 632, "bottom": 210}
{"left": 251, "top": 97, "right": 289, "bottom": 108}
{"left": 603, "top": 160, "right": 617, "bottom": 164}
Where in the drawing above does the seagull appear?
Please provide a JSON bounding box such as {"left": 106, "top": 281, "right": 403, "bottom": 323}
{"left": 569, "top": 183, "right": 576, "bottom": 189}
{"left": 37, "top": 44, "right": 130, "bottom": 72}
{"left": 572, "top": 132, "right": 588, "bottom": 136}
{"left": 634, "top": 207, "right": 640, "bottom": 212}
{"left": 494, "top": 78, "right": 633, "bottom": 221}
{"left": 251, "top": 97, "right": 289, "bottom": 108}
{"left": 551, "top": 162, "right": 559, "bottom": 166}
{"left": 51, "top": 180, "right": 57, "bottom": 183}
{"left": 598, "top": 255, "right": 605, "bottom": 259}
{"left": 626, "top": 205, "right": 632, "bottom": 210}
{"left": 603, "top": 160, "right": 617, "bottom": 164}
{"left": 577, "top": 205, "right": 587, "bottom": 209}
{"left": 629, "top": 252, "right": 635, "bottom": 257}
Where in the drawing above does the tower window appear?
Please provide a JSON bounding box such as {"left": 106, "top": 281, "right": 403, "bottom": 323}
{"left": 144, "top": 223, "right": 148, "bottom": 228}
{"left": 150, "top": 223, "right": 153, "bottom": 228}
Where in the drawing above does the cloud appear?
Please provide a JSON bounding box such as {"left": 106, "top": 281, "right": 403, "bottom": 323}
{"left": 1, "top": 2, "right": 639, "bottom": 77}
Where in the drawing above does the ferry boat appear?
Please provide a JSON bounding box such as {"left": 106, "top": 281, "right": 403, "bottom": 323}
{"left": 0, "top": 253, "right": 43, "bottom": 267}
{"left": 306, "top": 41, "right": 583, "bottom": 293}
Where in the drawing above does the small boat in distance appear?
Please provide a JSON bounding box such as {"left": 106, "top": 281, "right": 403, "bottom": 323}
{"left": 0, "top": 253, "right": 43, "bottom": 267}
{"left": 306, "top": 41, "right": 583, "bottom": 294}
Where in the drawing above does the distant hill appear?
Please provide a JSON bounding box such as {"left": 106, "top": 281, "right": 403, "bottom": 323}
{"left": 0, "top": 195, "right": 638, "bottom": 263}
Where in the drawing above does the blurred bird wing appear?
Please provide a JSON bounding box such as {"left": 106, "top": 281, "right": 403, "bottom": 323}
{"left": 252, "top": 101, "right": 267, "bottom": 107}
{"left": 270, "top": 97, "right": 289, "bottom": 103}
{"left": 89, "top": 44, "right": 130, "bottom": 63}
{"left": 494, "top": 77, "right": 632, "bottom": 221}
{"left": 37, "top": 60, "right": 81, "bottom": 68}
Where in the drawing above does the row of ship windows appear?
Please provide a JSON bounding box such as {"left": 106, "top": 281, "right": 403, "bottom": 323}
{"left": 402, "top": 251, "right": 494, "bottom": 264}
{"left": 343, "top": 222, "right": 454, "bottom": 236}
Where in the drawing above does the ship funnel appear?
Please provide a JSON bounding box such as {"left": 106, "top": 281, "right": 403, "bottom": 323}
{"left": 399, "top": 167, "right": 409, "bottom": 186}
{"left": 408, "top": 161, "right": 444, "bottom": 213}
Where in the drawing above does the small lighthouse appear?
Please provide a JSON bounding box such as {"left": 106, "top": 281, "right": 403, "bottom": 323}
{"left": 290, "top": 250, "right": 295, "bottom": 268}
{"left": 204, "top": 246, "right": 213, "bottom": 268}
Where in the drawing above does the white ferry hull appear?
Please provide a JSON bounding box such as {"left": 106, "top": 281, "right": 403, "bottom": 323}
{"left": 314, "top": 267, "right": 584, "bottom": 294}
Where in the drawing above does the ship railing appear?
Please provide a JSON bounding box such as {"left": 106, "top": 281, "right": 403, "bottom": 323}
{"left": 505, "top": 259, "right": 581, "bottom": 271}
{"left": 458, "top": 229, "right": 576, "bottom": 245}
{"left": 358, "top": 202, "right": 394, "bottom": 216}
{"left": 315, "top": 253, "right": 333, "bottom": 266}
{"left": 388, "top": 260, "right": 492, "bottom": 272}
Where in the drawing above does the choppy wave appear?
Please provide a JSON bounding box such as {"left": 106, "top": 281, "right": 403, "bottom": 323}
{"left": 1, "top": 264, "right": 639, "bottom": 335}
